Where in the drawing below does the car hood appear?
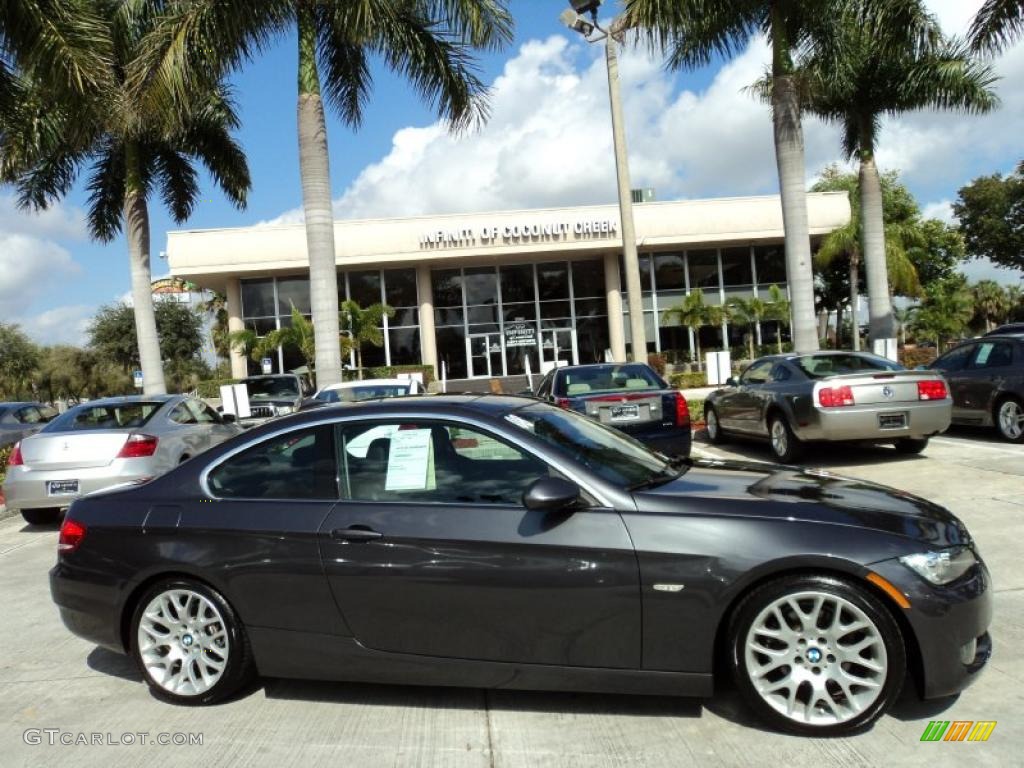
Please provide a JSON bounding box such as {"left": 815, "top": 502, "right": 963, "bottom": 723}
{"left": 635, "top": 458, "right": 970, "bottom": 548}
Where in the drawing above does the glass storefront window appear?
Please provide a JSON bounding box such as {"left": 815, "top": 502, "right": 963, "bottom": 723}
{"left": 575, "top": 316, "right": 609, "bottom": 364}
{"left": 539, "top": 300, "right": 571, "bottom": 319}
{"left": 502, "top": 302, "right": 536, "bottom": 322}
{"left": 619, "top": 254, "right": 652, "bottom": 294}
{"left": 574, "top": 298, "right": 605, "bottom": 318}
{"left": 721, "top": 247, "right": 753, "bottom": 287}
{"left": 466, "top": 305, "right": 498, "bottom": 324}
{"left": 653, "top": 252, "right": 686, "bottom": 291}
{"left": 241, "top": 279, "right": 275, "bottom": 318}
{"left": 464, "top": 266, "right": 498, "bottom": 305}
{"left": 658, "top": 325, "right": 692, "bottom": 363}
{"left": 434, "top": 307, "right": 464, "bottom": 327}
{"left": 432, "top": 269, "right": 463, "bottom": 307}
{"left": 276, "top": 276, "right": 310, "bottom": 314}
{"left": 499, "top": 264, "right": 534, "bottom": 303}
{"left": 687, "top": 250, "right": 719, "bottom": 290}
{"left": 537, "top": 262, "right": 569, "bottom": 300}
{"left": 349, "top": 270, "right": 382, "bottom": 307}
{"left": 390, "top": 307, "right": 418, "bottom": 327}
{"left": 436, "top": 327, "right": 467, "bottom": 379}
{"left": 388, "top": 327, "right": 420, "bottom": 366}
{"left": 384, "top": 268, "right": 417, "bottom": 308}
{"left": 571, "top": 260, "right": 605, "bottom": 298}
{"left": 246, "top": 317, "right": 277, "bottom": 336}
{"left": 755, "top": 244, "right": 787, "bottom": 285}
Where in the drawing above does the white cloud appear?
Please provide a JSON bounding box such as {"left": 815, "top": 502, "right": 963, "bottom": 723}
{"left": 20, "top": 304, "right": 94, "bottom": 346}
{"left": 0, "top": 234, "right": 81, "bottom": 318}
{"left": 921, "top": 199, "right": 956, "bottom": 224}
{"left": 0, "top": 194, "right": 87, "bottom": 241}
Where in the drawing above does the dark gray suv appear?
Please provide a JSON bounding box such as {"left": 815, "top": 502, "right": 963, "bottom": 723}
{"left": 928, "top": 334, "right": 1024, "bottom": 441}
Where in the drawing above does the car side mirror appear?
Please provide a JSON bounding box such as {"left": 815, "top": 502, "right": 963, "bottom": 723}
{"left": 221, "top": 413, "right": 237, "bottom": 424}
{"left": 725, "top": 377, "right": 738, "bottom": 387}
{"left": 522, "top": 477, "right": 580, "bottom": 512}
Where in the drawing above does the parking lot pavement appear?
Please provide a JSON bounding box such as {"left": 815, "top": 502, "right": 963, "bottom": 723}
{"left": 2, "top": 431, "right": 1022, "bottom": 768}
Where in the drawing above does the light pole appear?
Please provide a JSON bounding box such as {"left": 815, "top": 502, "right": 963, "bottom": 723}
{"left": 560, "top": 0, "right": 646, "bottom": 361}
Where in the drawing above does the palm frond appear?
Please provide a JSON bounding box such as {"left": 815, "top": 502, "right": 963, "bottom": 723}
{"left": 625, "top": 0, "right": 762, "bottom": 70}
{"left": 153, "top": 147, "right": 199, "bottom": 223}
{"left": 969, "top": 0, "right": 1024, "bottom": 54}
{"left": 84, "top": 138, "right": 126, "bottom": 241}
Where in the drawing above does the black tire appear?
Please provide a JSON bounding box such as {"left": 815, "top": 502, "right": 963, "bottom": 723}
{"left": 894, "top": 437, "right": 928, "bottom": 454}
{"left": 994, "top": 396, "right": 1024, "bottom": 442}
{"left": 729, "top": 574, "right": 906, "bottom": 736}
{"left": 768, "top": 413, "right": 803, "bottom": 463}
{"left": 705, "top": 405, "right": 726, "bottom": 445}
{"left": 21, "top": 508, "right": 61, "bottom": 526}
{"left": 130, "top": 578, "right": 254, "bottom": 706}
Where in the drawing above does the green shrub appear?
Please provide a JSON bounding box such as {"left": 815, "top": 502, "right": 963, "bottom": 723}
{"left": 0, "top": 444, "right": 11, "bottom": 486}
{"left": 668, "top": 371, "right": 708, "bottom": 389}
{"left": 363, "top": 365, "right": 435, "bottom": 386}
{"left": 687, "top": 399, "right": 705, "bottom": 423}
{"left": 899, "top": 346, "right": 937, "bottom": 369}
{"left": 196, "top": 378, "right": 239, "bottom": 399}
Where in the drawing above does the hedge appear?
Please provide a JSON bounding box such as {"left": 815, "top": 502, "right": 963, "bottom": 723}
{"left": 899, "top": 346, "right": 937, "bottom": 370}
{"left": 668, "top": 371, "right": 710, "bottom": 389}
{"left": 196, "top": 378, "right": 240, "bottom": 399}
{"left": 0, "top": 444, "right": 11, "bottom": 486}
{"left": 361, "top": 365, "right": 435, "bottom": 386}
{"left": 687, "top": 398, "right": 705, "bottom": 424}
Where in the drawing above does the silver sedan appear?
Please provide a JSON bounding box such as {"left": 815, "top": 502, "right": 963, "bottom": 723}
{"left": 3, "top": 395, "right": 241, "bottom": 525}
{"left": 705, "top": 352, "right": 952, "bottom": 462}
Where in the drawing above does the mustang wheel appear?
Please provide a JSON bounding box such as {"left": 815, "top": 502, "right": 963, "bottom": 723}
{"left": 768, "top": 415, "right": 802, "bottom": 463}
{"left": 995, "top": 398, "right": 1024, "bottom": 442}
{"left": 705, "top": 406, "right": 725, "bottom": 444}
{"left": 132, "top": 579, "right": 253, "bottom": 705}
{"left": 730, "top": 575, "right": 905, "bottom": 735}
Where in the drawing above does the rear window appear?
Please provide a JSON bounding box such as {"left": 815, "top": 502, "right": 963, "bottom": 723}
{"left": 317, "top": 385, "right": 409, "bottom": 403}
{"left": 44, "top": 402, "right": 163, "bottom": 432}
{"left": 558, "top": 364, "right": 665, "bottom": 396}
{"left": 794, "top": 354, "right": 904, "bottom": 379}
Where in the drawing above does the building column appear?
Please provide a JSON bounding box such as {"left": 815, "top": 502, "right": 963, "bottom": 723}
{"left": 416, "top": 264, "right": 438, "bottom": 377}
{"left": 225, "top": 277, "right": 248, "bottom": 379}
{"left": 604, "top": 252, "right": 627, "bottom": 361}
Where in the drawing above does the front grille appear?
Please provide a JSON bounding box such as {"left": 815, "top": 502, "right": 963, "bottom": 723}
{"left": 249, "top": 406, "right": 274, "bottom": 418}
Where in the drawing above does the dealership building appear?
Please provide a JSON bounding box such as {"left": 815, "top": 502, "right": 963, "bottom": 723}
{"left": 165, "top": 192, "right": 849, "bottom": 383}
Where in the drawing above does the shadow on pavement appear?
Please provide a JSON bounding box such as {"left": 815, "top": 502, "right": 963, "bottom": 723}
{"left": 87, "top": 647, "right": 142, "bottom": 682}
{"left": 693, "top": 432, "right": 930, "bottom": 470}
{"left": 888, "top": 687, "right": 960, "bottom": 721}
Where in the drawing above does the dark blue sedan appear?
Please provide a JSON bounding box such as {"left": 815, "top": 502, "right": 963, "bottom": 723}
{"left": 532, "top": 363, "right": 691, "bottom": 457}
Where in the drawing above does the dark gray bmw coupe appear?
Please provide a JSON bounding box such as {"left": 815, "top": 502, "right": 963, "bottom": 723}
{"left": 50, "top": 395, "right": 991, "bottom": 735}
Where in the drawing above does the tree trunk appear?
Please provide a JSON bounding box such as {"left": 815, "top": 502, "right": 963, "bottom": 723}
{"left": 297, "top": 5, "right": 342, "bottom": 389}
{"left": 123, "top": 142, "right": 166, "bottom": 395}
{"left": 776, "top": 323, "right": 783, "bottom": 354}
{"left": 849, "top": 252, "right": 861, "bottom": 351}
{"left": 859, "top": 148, "right": 894, "bottom": 342}
{"left": 769, "top": 15, "right": 818, "bottom": 354}
{"left": 747, "top": 325, "right": 754, "bottom": 361}
{"left": 694, "top": 329, "right": 702, "bottom": 374}
{"left": 355, "top": 345, "right": 363, "bottom": 380}
{"left": 835, "top": 304, "right": 844, "bottom": 349}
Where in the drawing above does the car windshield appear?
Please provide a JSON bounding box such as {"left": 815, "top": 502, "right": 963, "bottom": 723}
{"left": 794, "top": 354, "right": 904, "bottom": 379}
{"left": 242, "top": 377, "right": 300, "bottom": 400}
{"left": 317, "top": 385, "right": 409, "bottom": 403}
{"left": 44, "top": 402, "right": 163, "bottom": 432}
{"left": 507, "top": 404, "right": 680, "bottom": 489}
{"left": 559, "top": 364, "right": 664, "bottom": 396}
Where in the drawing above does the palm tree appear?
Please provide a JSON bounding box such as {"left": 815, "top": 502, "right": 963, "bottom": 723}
{"left": 144, "top": 1, "right": 512, "bottom": 389}
{"left": 970, "top": 0, "right": 1024, "bottom": 54}
{"left": 231, "top": 303, "right": 320, "bottom": 371}
{"left": 763, "top": 284, "right": 792, "bottom": 354}
{"left": 971, "top": 280, "right": 1011, "bottom": 332}
{"left": 340, "top": 299, "right": 395, "bottom": 379}
{"left": 795, "top": 4, "right": 997, "bottom": 343}
{"left": 624, "top": 1, "right": 925, "bottom": 353}
{"left": 727, "top": 296, "right": 766, "bottom": 361}
{"left": 1, "top": 4, "right": 250, "bottom": 395}
{"left": 662, "top": 289, "right": 709, "bottom": 371}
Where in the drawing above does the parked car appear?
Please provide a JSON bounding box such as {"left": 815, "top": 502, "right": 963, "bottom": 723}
{"left": 983, "top": 322, "right": 1024, "bottom": 337}
{"left": 230, "top": 374, "right": 308, "bottom": 427}
{"left": 51, "top": 395, "right": 990, "bottom": 735}
{"left": 299, "top": 377, "right": 424, "bottom": 411}
{"left": 705, "top": 351, "right": 952, "bottom": 462}
{"left": 531, "top": 362, "right": 691, "bottom": 457}
{"left": 927, "top": 334, "right": 1024, "bottom": 441}
{"left": 3, "top": 395, "right": 241, "bottom": 525}
{"left": 0, "top": 402, "right": 58, "bottom": 449}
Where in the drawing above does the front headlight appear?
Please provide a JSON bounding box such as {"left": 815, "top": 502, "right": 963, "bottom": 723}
{"left": 899, "top": 547, "right": 977, "bottom": 585}
{"left": 275, "top": 405, "right": 295, "bottom": 415}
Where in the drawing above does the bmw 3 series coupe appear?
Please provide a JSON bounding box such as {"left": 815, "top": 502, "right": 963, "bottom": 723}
{"left": 50, "top": 395, "right": 991, "bottom": 735}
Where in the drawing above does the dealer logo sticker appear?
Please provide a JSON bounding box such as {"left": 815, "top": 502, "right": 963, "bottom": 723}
{"left": 920, "top": 720, "right": 996, "bottom": 742}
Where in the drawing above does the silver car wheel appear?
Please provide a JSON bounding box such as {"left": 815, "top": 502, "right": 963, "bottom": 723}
{"left": 137, "top": 588, "right": 229, "bottom": 696}
{"left": 707, "top": 409, "right": 719, "bottom": 440}
{"left": 743, "top": 590, "right": 888, "bottom": 726}
{"left": 998, "top": 400, "right": 1024, "bottom": 440}
{"left": 770, "top": 419, "right": 788, "bottom": 457}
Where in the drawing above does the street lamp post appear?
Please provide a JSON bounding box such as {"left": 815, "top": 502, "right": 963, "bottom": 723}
{"left": 561, "top": 1, "right": 646, "bottom": 362}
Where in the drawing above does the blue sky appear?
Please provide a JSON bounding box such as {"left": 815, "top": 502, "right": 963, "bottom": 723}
{"left": 1, "top": 0, "right": 1021, "bottom": 345}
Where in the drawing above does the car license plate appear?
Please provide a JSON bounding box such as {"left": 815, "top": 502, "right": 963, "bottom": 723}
{"left": 878, "top": 412, "right": 907, "bottom": 430}
{"left": 47, "top": 480, "right": 79, "bottom": 496}
{"left": 610, "top": 404, "right": 640, "bottom": 421}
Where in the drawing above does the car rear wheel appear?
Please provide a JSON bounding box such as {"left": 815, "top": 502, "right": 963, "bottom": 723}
{"left": 20, "top": 508, "right": 61, "bottom": 526}
{"left": 995, "top": 397, "right": 1024, "bottom": 442}
{"left": 705, "top": 405, "right": 726, "bottom": 444}
{"left": 132, "top": 579, "right": 254, "bottom": 705}
{"left": 893, "top": 437, "right": 928, "bottom": 454}
{"left": 730, "top": 574, "right": 905, "bottom": 736}
{"left": 768, "top": 415, "right": 802, "bottom": 463}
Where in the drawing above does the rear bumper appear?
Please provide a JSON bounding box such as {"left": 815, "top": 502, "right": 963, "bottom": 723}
{"left": 49, "top": 561, "right": 126, "bottom": 653}
{"left": 2, "top": 459, "right": 158, "bottom": 511}
{"left": 796, "top": 400, "right": 951, "bottom": 442}
{"left": 869, "top": 555, "right": 993, "bottom": 699}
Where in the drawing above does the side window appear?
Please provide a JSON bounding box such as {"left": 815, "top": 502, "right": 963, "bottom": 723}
{"left": 169, "top": 403, "right": 196, "bottom": 425}
{"left": 16, "top": 407, "right": 42, "bottom": 424}
{"left": 933, "top": 344, "right": 973, "bottom": 372}
{"left": 208, "top": 425, "right": 337, "bottom": 500}
{"left": 970, "top": 342, "right": 1013, "bottom": 369}
{"left": 186, "top": 399, "right": 218, "bottom": 424}
{"left": 339, "top": 421, "right": 549, "bottom": 505}
{"left": 770, "top": 364, "right": 792, "bottom": 382}
{"left": 741, "top": 360, "right": 773, "bottom": 385}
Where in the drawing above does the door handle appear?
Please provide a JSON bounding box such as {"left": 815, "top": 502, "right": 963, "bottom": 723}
{"left": 331, "top": 526, "right": 383, "bottom": 542}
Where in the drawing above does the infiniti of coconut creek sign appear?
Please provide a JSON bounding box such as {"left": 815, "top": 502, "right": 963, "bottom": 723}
{"left": 419, "top": 217, "right": 619, "bottom": 248}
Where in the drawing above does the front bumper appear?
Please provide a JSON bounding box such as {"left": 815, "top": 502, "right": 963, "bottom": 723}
{"left": 796, "top": 400, "right": 951, "bottom": 442}
{"left": 870, "top": 555, "right": 993, "bottom": 699}
{"left": 2, "top": 458, "right": 159, "bottom": 511}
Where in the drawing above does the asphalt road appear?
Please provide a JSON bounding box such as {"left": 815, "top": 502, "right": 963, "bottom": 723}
{"left": 1, "top": 427, "right": 1021, "bottom": 767}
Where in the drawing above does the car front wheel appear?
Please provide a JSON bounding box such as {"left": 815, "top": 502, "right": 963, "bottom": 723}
{"left": 730, "top": 574, "right": 905, "bottom": 736}
{"left": 132, "top": 579, "right": 254, "bottom": 705}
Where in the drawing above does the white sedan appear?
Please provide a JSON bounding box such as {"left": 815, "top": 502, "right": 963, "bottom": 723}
{"left": 299, "top": 378, "right": 423, "bottom": 411}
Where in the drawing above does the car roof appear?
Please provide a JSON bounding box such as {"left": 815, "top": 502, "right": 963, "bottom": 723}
{"left": 68, "top": 394, "right": 179, "bottom": 408}
{"left": 267, "top": 393, "right": 534, "bottom": 427}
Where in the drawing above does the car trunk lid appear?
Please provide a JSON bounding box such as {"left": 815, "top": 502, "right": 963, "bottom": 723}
{"left": 19, "top": 431, "right": 131, "bottom": 470}
{"left": 815, "top": 370, "right": 949, "bottom": 406}
{"left": 572, "top": 390, "right": 670, "bottom": 427}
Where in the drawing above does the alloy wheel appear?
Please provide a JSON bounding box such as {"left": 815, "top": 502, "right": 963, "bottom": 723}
{"left": 743, "top": 590, "right": 888, "bottom": 726}
{"left": 770, "top": 419, "right": 788, "bottom": 458}
{"left": 998, "top": 400, "right": 1024, "bottom": 440}
{"left": 707, "top": 409, "right": 718, "bottom": 440}
{"left": 137, "top": 588, "right": 230, "bottom": 696}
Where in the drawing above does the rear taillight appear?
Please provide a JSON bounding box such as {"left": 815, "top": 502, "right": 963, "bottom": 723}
{"left": 917, "top": 380, "right": 948, "bottom": 401}
{"left": 555, "top": 398, "right": 570, "bottom": 409}
{"left": 7, "top": 441, "right": 23, "bottom": 466}
{"left": 674, "top": 392, "right": 690, "bottom": 427}
{"left": 58, "top": 519, "right": 86, "bottom": 553}
{"left": 818, "top": 385, "right": 855, "bottom": 407}
{"left": 116, "top": 433, "right": 159, "bottom": 459}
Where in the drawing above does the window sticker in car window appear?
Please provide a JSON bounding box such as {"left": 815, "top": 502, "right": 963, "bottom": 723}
{"left": 975, "top": 343, "right": 993, "bottom": 366}
{"left": 384, "top": 428, "right": 435, "bottom": 491}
